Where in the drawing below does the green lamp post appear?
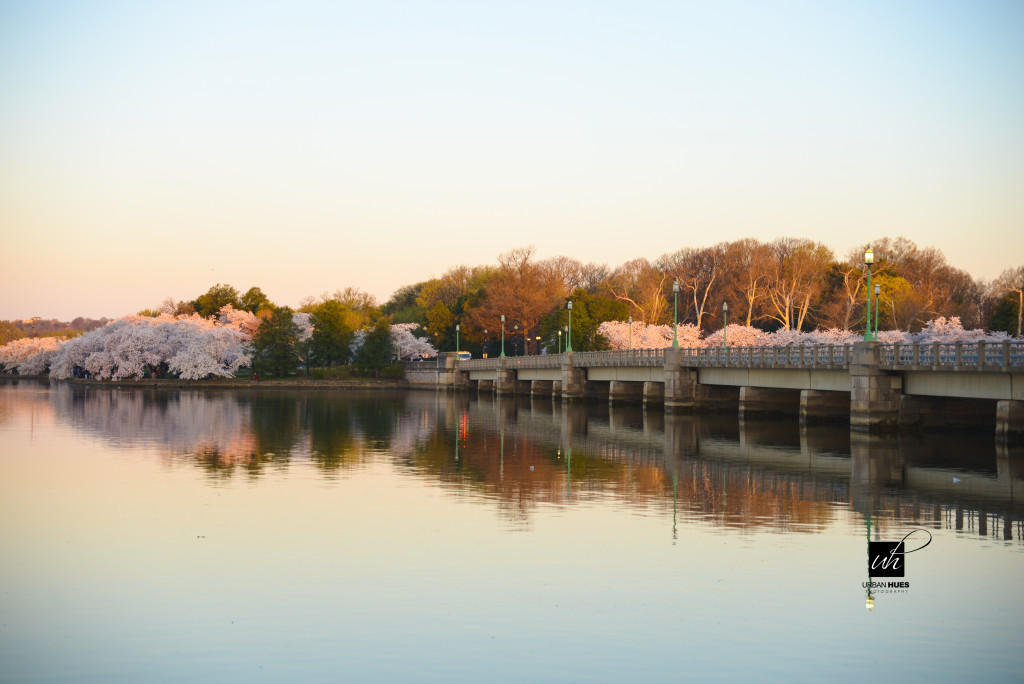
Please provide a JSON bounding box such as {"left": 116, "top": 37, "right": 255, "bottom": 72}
{"left": 722, "top": 301, "right": 728, "bottom": 351}
{"left": 500, "top": 315, "right": 506, "bottom": 357}
{"left": 874, "top": 284, "right": 880, "bottom": 341}
{"left": 672, "top": 280, "right": 680, "bottom": 348}
{"left": 455, "top": 324, "right": 460, "bottom": 353}
{"left": 566, "top": 301, "right": 573, "bottom": 352}
{"left": 863, "top": 248, "right": 874, "bottom": 341}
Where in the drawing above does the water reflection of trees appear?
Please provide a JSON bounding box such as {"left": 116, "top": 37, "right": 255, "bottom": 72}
{"left": 33, "top": 382, "right": 1024, "bottom": 539}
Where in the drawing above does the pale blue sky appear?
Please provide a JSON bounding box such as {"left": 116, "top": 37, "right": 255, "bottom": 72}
{"left": 2, "top": 0, "right": 1022, "bottom": 319}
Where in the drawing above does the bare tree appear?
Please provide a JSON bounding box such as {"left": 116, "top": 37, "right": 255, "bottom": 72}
{"left": 765, "top": 239, "right": 834, "bottom": 330}
{"left": 657, "top": 245, "right": 724, "bottom": 331}
{"left": 605, "top": 258, "right": 669, "bottom": 324}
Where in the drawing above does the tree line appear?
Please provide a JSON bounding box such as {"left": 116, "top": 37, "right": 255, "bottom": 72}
{"left": 148, "top": 237, "right": 1021, "bottom": 360}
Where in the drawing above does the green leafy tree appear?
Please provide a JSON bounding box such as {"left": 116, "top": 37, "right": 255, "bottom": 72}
{"left": 358, "top": 317, "right": 396, "bottom": 377}
{"left": 425, "top": 302, "right": 455, "bottom": 351}
{"left": 251, "top": 307, "right": 300, "bottom": 377}
{"left": 541, "top": 289, "right": 619, "bottom": 352}
{"left": 193, "top": 284, "right": 241, "bottom": 317}
{"left": 309, "top": 300, "right": 354, "bottom": 367}
{"left": 381, "top": 282, "right": 426, "bottom": 324}
{"left": 240, "top": 286, "right": 273, "bottom": 314}
{"left": 0, "top": 321, "right": 26, "bottom": 345}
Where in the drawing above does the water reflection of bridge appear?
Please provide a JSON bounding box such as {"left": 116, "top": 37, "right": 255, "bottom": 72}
{"left": 426, "top": 392, "right": 1024, "bottom": 538}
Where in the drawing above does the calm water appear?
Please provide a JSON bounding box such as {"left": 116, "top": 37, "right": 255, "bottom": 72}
{"left": 1, "top": 380, "right": 1022, "bottom": 683}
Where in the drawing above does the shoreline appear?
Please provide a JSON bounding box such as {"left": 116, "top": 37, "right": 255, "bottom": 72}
{"left": 0, "top": 375, "right": 410, "bottom": 390}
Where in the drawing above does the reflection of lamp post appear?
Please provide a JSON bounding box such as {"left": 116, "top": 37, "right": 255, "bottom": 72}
{"left": 864, "top": 248, "right": 874, "bottom": 341}
{"left": 865, "top": 513, "right": 875, "bottom": 611}
{"left": 672, "top": 280, "right": 680, "bottom": 347}
{"left": 722, "top": 301, "right": 728, "bottom": 351}
{"left": 566, "top": 301, "right": 573, "bottom": 352}
{"left": 455, "top": 324, "right": 460, "bottom": 353}
{"left": 874, "top": 284, "right": 880, "bottom": 342}
{"left": 500, "top": 315, "right": 506, "bottom": 357}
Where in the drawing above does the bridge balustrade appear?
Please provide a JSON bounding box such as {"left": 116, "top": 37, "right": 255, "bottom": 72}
{"left": 682, "top": 344, "right": 852, "bottom": 368}
{"left": 423, "top": 341, "right": 1023, "bottom": 373}
{"left": 881, "top": 341, "right": 1023, "bottom": 370}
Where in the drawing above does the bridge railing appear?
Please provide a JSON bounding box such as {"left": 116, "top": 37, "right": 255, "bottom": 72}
{"left": 571, "top": 349, "right": 665, "bottom": 367}
{"left": 880, "top": 341, "right": 1024, "bottom": 370}
{"left": 681, "top": 344, "right": 854, "bottom": 368}
{"left": 431, "top": 341, "right": 1023, "bottom": 374}
{"left": 460, "top": 357, "right": 500, "bottom": 370}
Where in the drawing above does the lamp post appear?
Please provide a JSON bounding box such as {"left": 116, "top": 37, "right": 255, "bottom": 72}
{"left": 557, "top": 329, "right": 562, "bottom": 353}
{"left": 484, "top": 329, "right": 488, "bottom": 358}
{"left": 722, "top": 301, "right": 728, "bottom": 351}
{"left": 500, "top": 315, "right": 506, "bottom": 357}
{"left": 863, "top": 248, "right": 874, "bottom": 341}
{"left": 514, "top": 324, "right": 518, "bottom": 356}
{"left": 455, "top": 324, "right": 460, "bottom": 353}
{"left": 566, "top": 301, "right": 573, "bottom": 352}
{"left": 628, "top": 315, "right": 632, "bottom": 354}
{"left": 874, "top": 284, "right": 880, "bottom": 341}
{"left": 535, "top": 336, "right": 541, "bottom": 356}
{"left": 672, "top": 280, "right": 680, "bottom": 347}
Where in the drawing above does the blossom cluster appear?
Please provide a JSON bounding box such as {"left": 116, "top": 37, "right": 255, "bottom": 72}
{"left": 598, "top": 316, "right": 1013, "bottom": 350}
{"left": 0, "top": 307, "right": 256, "bottom": 380}
{"left": 0, "top": 308, "right": 437, "bottom": 378}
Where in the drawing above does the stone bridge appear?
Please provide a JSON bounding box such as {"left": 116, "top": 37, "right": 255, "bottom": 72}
{"left": 405, "top": 341, "right": 1024, "bottom": 439}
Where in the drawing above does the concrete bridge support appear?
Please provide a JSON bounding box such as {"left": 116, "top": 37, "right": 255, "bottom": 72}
{"left": 477, "top": 379, "right": 494, "bottom": 394}
{"left": 996, "top": 400, "right": 1024, "bottom": 442}
{"left": 561, "top": 356, "right": 587, "bottom": 401}
{"left": 608, "top": 380, "right": 644, "bottom": 405}
{"left": 739, "top": 387, "right": 800, "bottom": 418}
{"left": 531, "top": 380, "right": 554, "bottom": 397}
{"left": 800, "top": 389, "right": 850, "bottom": 424}
{"left": 494, "top": 360, "right": 517, "bottom": 396}
{"left": 643, "top": 381, "right": 664, "bottom": 405}
{"left": 551, "top": 380, "right": 562, "bottom": 398}
{"left": 850, "top": 342, "right": 902, "bottom": 432}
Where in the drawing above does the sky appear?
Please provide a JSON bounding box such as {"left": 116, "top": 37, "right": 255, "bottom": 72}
{"left": 1, "top": 0, "right": 1022, "bottom": 320}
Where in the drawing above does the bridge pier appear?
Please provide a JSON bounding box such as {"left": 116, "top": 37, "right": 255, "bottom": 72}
{"left": 643, "top": 381, "right": 664, "bottom": 405}
{"left": 494, "top": 359, "right": 517, "bottom": 396}
{"left": 850, "top": 342, "right": 902, "bottom": 432}
{"left": 800, "top": 389, "right": 849, "bottom": 424}
{"left": 561, "top": 355, "right": 587, "bottom": 401}
{"left": 739, "top": 387, "right": 800, "bottom": 418}
{"left": 530, "top": 380, "right": 553, "bottom": 396}
{"left": 608, "top": 380, "right": 644, "bottom": 404}
{"left": 996, "top": 400, "right": 1024, "bottom": 442}
{"left": 551, "top": 380, "right": 562, "bottom": 398}
{"left": 663, "top": 349, "right": 729, "bottom": 413}
{"left": 477, "top": 379, "right": 494, "bottom": 394}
